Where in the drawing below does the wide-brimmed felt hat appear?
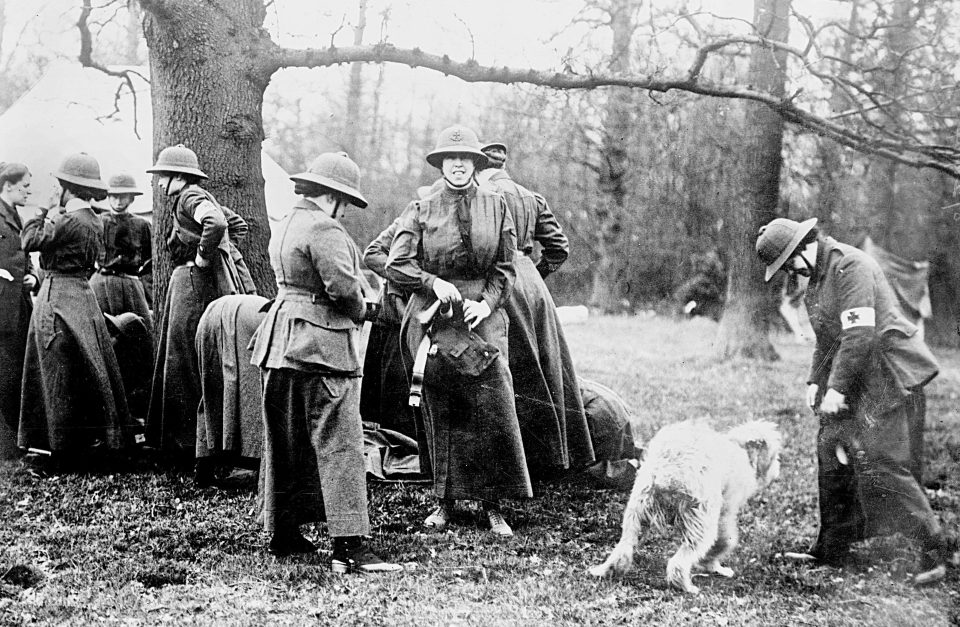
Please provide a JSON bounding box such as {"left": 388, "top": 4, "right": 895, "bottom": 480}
{"left": 426, "top": 125, "right": 488, "bottom": 170}
{"left": 107, "top": 173, "right": 143, "bottom": 196}
{"left": 290, "top": 152, "right": 368, "bottom": 209}
{"left": 54, "top": 152, "right": 108, "bottom": 192}
{"left": 756, "top": 217, "right": 818, "bottom": 282}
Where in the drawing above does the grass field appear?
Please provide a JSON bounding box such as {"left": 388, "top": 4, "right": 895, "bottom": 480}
{"left": 1, "top": 315, "right": 958, "bottom": 626}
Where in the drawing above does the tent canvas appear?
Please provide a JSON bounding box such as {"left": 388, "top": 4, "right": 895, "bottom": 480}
{"left": 0, "top": 62, "right": 296, "bottom": 230}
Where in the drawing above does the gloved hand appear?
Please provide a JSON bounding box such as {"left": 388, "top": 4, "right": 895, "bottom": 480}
{"left": 432, "top": 277, "right": 462, "bottom": 305}
{"left": 819, "top": 387, "right": 848, "bottom": 416}
{"left": 463, "top": 299, "right": 491, "bottom": 329}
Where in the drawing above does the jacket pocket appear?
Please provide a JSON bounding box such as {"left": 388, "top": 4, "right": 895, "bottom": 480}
{"left": 282, "top": 313, "right": 360, "bottom": 371}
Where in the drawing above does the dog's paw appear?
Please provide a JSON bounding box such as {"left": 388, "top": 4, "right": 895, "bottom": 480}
{"left": 710, "top": 564, "right": 734, "bottom": 578}
{"left": 588, "top": 563, "right": 611, "bottom": 578}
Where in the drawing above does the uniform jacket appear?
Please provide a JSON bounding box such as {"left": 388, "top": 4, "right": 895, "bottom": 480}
{"left": 99, "top": 211, "right": 152, "bottom": 275}
{"left": 362, "top": 218, "right": 407, "bottom": 325}
{"left": 487, "top": 169, "right": 568, "bottom": 277}
{"left": 250, "top": 198, "right": 366, "bottom": 375}
{"left": 0, "top": 199, "right": 36, "bottom": 329}
{"left": 806, "top": 237, "right": 938, "bottom": 414}
{"left": 385, "top": 183, "right": 516, "bottom": 311}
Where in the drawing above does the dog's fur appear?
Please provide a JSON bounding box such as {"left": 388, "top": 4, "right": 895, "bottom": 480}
{"left": 589, "top": 420, "right": 782, "bottom": 594}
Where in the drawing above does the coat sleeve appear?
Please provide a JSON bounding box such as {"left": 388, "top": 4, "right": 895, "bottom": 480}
{"left": 825, "top": 256, "right": 878, "bottom": 395}
{"left": 363, "top": 218, "right": 400, "bottom": 278}
{"left": 308, "top": 223, "right": 366, "bottom": 323}
{"left": 479, "top": 197, "right": 517, "bottom": 311}
{"left": 180, "top": 189, "right": 227, "bottom": 260}
{"left": 532, "top": 193, "right": 569, "bottom": 277}
{"left": 223, "top": 206, "right": 249, "bottom": 245}
{"left": 20, "top": 210, "right": 61, "bottom": 253}
{"left": 385, "top": 201, "right": 437, "bottom": 294}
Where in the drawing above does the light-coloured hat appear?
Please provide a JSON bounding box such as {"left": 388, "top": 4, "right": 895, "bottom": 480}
{"left": 426, "top": 125, "right": 488, "bottom": 170}
{"left": 146, "top": 144, "right": 208, "bottom": 179}
{"left": 756, "top": 217, "right": 818, "bottom": 282}
{"left": 290, "top": 152, "right": 368, "bottom": 209}
{"left": 54, "top": 152, "right": 108, "bottom": 192}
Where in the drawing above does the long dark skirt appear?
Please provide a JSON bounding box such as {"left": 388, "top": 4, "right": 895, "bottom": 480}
{"left": 18, "top": 275, "right": 135, "bottom": 454}
{"left": 359, "top": 321, "right": 416, "bottom": 437}
{"left": 147, "top": 264, "right": 222, "bottom": 456}
{"left": 405, "top": 293, "right": 532, "bottom": 503}
{"left": 196, "top": 294, "right": 268, "bottom": 460}
{"left": 0, "top": 288, "right": 31, "bottom": 459}
{"left": 505, "top": 255, "right": 594, "bottom": 476}
{"left": 89, "top": 271, "right": 153, "bottom": 332}
{"left": 813, "top": 394, "right": 945, "bottom": 559}
{"left": 259, "top": 368, "right": 370, "bottom": 537}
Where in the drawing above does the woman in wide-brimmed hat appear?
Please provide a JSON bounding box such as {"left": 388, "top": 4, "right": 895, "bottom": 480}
{"left": 250, "top": 152, "right": 399, "bottom": 573}
{"left": 145, "top": 144, "right": 253, "bottom": 470}
{"left": 89, "top": 173, "right": 152, "bottom": 330}
{"left": 18, "top": 153, "right": 139, "bottom": 466}
{"left": 385, "top": 124, "right": 531, "bottom": 537}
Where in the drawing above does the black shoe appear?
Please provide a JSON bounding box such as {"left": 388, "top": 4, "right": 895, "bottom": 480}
{"left": 782, "top": 546, "right": 850, "bottom": 567}
{"left": 268, "top": 533, "right": 316, "bottom": 557}
{"left": 331, "top": 542, "right": 401, "bottom": 574}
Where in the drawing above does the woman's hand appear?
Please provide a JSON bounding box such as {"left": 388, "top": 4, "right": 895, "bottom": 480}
{"left": 818, "top": 387, "right": 847, "bottom": 416}
{"left": 805, "top": 383, "right": 819, "bottom": 411}
{"left": 463, "top": 299, "right": 491, "bottom": 329}
{"left": 432, "top": 277, "right": 462, "bottom": 305}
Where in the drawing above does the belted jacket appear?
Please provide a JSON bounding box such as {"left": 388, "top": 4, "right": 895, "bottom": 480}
{"left": 486, "top": 170, "right": 568, "bottom": 277}
{"left": 805, "top": 237, "right": 938, "bottom": 415}
{"left": 362, "top": 217, "right": 406, "bottom": 325}
{"left": 250, "top": 198, "right": 366, "bottom": 375}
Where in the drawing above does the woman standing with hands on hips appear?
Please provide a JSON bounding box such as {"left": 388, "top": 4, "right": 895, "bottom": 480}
{"left": 250, "top": 152, "right": 399, "bottom": 573}
{"left": 385, "top": 124, "right": 531, "bottom": 537}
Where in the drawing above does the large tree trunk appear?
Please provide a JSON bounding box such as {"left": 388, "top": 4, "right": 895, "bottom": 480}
{"left": 715, "top": 0, "right": 790, "bottom": 360}
{"left": 141, "top": 0, "right": 276, "bottom": 320}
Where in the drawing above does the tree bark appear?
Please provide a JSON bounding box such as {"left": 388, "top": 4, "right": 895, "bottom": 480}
{"left": 141, "top": 0, "right": 277, "bottom": 318}
{"left": 716, "top": 0, "right": 790, "bottom": 360}
{"left": 342, "top": 0, "right": 368, "bottom": 158}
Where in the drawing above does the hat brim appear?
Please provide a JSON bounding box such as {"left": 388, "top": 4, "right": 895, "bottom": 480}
{"left": 764, "top": 217, "right": 817, "bottom": 282}
{"left": 289, "top": 172, "right": 368, "bottom": 209}
{"left": 145, "top": 165, "right": 208, "bottom": 180}
{"left": 481, "top": 142, "right": 507, "bottom": 153}
{"left": 425, "top": 148, "right": 489, "bottom": 170}
{"left": 107, "top": 187, "right": 143, "bottom": 196}
{"left": 55, "top": 171, "right": 108, "bottom": 192}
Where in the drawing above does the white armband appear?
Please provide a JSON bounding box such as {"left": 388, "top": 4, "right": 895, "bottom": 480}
{"left": 193, "top": 199, "right": 220, "bottom": 223}
{"left": 840, "top": 307, "right": 875, "bottom": 329}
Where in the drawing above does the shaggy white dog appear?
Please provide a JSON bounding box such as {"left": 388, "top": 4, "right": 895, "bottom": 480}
{"left": 589, "top": 420, "right": 782, "bottom": 594}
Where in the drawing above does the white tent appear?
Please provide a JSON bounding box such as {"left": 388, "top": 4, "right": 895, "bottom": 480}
{"left": 0, "top": 62, "right": 296, "bottom": 228}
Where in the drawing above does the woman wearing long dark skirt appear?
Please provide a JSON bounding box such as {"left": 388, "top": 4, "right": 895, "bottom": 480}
{"left": 386, "top": 124, "right": 531, "bottom": 537}
{"left": 0, "top": 162, "right": 38, "bottom": 459}
{"left": 251, "top": 152, "right": 399, "bottom": 573}
{"left": 18, "top": 153, "right": 137, "bottom": 464}
{"left": 145, "top": 144, "right": 251, "bottom": 465}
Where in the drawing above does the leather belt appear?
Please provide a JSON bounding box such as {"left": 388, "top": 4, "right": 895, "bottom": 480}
{"left": 277, "top": 286, "right": 324, "bottom": 303}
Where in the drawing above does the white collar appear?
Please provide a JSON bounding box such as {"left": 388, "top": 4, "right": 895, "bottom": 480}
{"left": 65, "top": 198, "right": 91, "bottom": 213}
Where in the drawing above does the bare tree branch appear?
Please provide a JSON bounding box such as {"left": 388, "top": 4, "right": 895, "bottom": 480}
{"left": 268, "top": 41, "right": 960, "bottom": 178}
{"left": 77, "top": 0, "right": 148, "bottom": 138}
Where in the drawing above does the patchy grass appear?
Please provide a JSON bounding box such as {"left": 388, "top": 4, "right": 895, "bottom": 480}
{"left": 1, "top": 314, "right": 958, "bottom": 626}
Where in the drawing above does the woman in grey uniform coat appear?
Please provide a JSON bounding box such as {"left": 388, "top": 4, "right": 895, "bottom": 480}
{"left": 251, "top": 152, "right": 399, "bottom": 573}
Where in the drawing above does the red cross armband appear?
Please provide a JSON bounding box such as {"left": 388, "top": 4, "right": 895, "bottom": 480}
{"left": 840, "top": 307, "right": 875, "bottom": 329}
